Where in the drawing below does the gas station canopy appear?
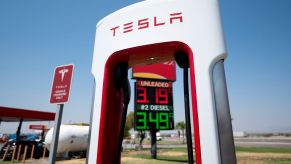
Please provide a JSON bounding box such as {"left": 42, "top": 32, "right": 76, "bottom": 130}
{"left": 0, "top": 106, "right": 55, "bottom": 122}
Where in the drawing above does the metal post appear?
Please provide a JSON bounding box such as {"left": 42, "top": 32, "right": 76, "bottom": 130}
{"left": 11, "top": 145, "right": 17, "bottom": 162}
{"left": 48, "top": 104, "right": 64, "bottom": 164}
{"left": 16, "top": 119, "right": 23, "bottom": 141}
{"left": 22, "top": 145, "right": 28, "bottom": 162}
{"left": 212, "top": 61, "right": 237, "bottom": 163}
{"left": 150, "top": 129, "right": 157, "bottom": 159}
{"left": 41, "top": 128, "right": 45, "bottom": 142}
{"left": 2, "top": 145, "right": 10, "bottom": 161}
{"left": 183, "top": 68, "right": 194, "bottom": 164}
{"left": 42, "top": 145, "right": 47, "bottom": 159}
{"left": 16, "top": 144, "right": 22, "bottom": 161}
{"left": 30, "top": 144, "right": 35, "bottom": 160}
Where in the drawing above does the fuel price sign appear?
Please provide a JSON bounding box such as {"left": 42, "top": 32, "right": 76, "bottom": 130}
{"left": 134, "top": 80, "right": 174, "bottom": 130}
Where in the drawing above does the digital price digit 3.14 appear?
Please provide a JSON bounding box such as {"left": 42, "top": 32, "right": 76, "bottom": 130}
{"left": 134, "top": 80, "right": 174, "bottom": 130}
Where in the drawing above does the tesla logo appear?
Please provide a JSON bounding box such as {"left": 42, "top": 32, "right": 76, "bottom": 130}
{"left": 110, "top": 12, "right": 183, "bottom": 37}
{"left": 59, "top": 69, "right": 69, "bottom": 82}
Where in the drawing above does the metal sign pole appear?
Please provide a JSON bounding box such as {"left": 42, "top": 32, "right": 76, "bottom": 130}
{"left": 16, "top": 119, "right": 23, "bottom": 141}
{"left": 150, "top": 128, "right": 157, "bottom": 159}
{"left": 48, "top": 104, "right": 64, "bottom": 164}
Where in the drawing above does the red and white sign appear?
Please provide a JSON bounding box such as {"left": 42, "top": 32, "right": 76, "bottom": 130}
{"left": 50, "top": 64, "right": 74, "bottom": 104}
{"left": 29, "top": 125, "right": 47, "bottom": 130}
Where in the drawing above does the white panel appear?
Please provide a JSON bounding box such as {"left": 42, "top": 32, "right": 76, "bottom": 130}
{"left": 89, "top": 0, "right": 226, "bottom": 163}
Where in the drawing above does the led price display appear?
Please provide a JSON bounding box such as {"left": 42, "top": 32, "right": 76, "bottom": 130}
{"left": 134, "top": 80, "right": 174, "bottom": 130}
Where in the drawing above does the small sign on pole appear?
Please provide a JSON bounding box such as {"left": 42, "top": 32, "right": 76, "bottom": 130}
{"left": 50, "top": 64, "right": 74, "bottom": 104}
{"left": 48, "top": 64, "right": 74, "bottom": 164}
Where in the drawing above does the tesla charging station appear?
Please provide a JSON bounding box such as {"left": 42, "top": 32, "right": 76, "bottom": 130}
{"left": 88, "top": 0, "right": 236, "bottom": 163}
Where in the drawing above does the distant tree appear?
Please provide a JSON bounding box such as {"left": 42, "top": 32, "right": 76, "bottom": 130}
{"left": 124, "top": 112, "right": 134, "bottom": 138}
{"left": 124, "top": 122, "right": 130, "bottom": 138}
{"left": 175, "top": 121, "right": 186, "bottom": 143}
{"left": 126, "top": 112, "right": 134, "bottom": 129}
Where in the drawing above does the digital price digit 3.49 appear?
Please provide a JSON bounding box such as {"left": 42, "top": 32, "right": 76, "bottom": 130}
{"left": 134, "top": 80, "right": 174, "bottom": 130}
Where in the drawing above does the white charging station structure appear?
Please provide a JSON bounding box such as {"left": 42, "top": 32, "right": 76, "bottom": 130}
{"left": 88, "top": 0, "right": 236, "bottom": 163}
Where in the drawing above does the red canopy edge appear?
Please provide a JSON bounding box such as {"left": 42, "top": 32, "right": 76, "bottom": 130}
{"left": 0, "top": 106, "right": 55, "bottom": 122}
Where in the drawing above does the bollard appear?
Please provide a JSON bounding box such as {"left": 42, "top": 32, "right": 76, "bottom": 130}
{"left": 11, "top": 145, "right": 17, "bottom": 162}
{"left": 16, "top": 144, "right": 22, "bottom": 161}
{"left": 22, "top": 145, "right": 28, "bottom": 163}
{"left": 30, "top": 144, "right": 35, "bottom": 160}
{"left": 2, "top": 145, "right": 10, "bottom": 161}
{"left": 42, "top": 145, "right": 46, "bottom": 159}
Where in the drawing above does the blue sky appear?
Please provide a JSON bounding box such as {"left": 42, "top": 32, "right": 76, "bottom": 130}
{"left": 0, "top": 0, "right": 290, "bottom": 133}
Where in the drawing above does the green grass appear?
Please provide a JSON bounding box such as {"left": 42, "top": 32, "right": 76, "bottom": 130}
{"left": 1, "top": 147, "right": 291, "bottom": 164}
{"left": 141, "top": 140, "right": 182, "bottom": 145}
{"left": 236, "top": 146, "right": 291, "bottom": 154}
{"left": 157, "top": 155, "right": 188, "bottom": 163}
{"left": 123, "top": 147, "right": 291, "bottom": 164}
{"left": 266, "top": 158, "right": 291, "bottom": 164}
{"left": 122, "top": 148, "right": 189, "bottom": 163}
{"left": 131, "top": 152, "right": 188, "bottom": 162}
{"left": 157, "top": 140, "right": 183, "bottom": 145}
